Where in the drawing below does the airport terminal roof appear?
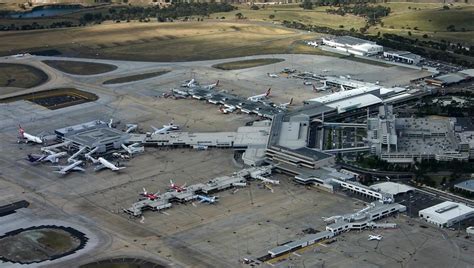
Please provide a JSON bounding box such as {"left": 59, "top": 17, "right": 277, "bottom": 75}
{"left": 459, "top": 69, "right": 474, "bottom": 77}
{"left": 268, "top": 231, "right": 333, "bottom": 256}
{"left": 433, "top": 73, "right": 467, "bottom": 84}
{"left": 326, "top": 94, "right": 382, "bottom": 113}
{"left": 419, "top": 201, "right": 474, "bottom": 223}
{"left": 307, "top": 86, "right": 379, "bottom": 104}
{"left": 370, "top": 182, "right": 414, "bottom": 196}
{"left": 326, "top": 36, "right": 376, "bottom": 46}
{"left": 454, "top": 180, "right": 474, "bottom": 193}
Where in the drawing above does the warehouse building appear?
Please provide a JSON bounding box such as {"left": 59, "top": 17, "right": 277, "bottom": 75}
{"left": 454, "top": 180, "right": 474, "bottom": 194}
{"left": 418, "top": 201, "right": 474, "bottom": 228}
{"left": 383, "top": 49, "right": 422, "bottom": 65}
{"left": 322, "top": 36, "right": 383, "bottom": 56}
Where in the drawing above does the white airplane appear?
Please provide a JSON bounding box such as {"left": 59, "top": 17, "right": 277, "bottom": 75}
{"left": 276, "top": 98, "right": 293, "bottom": 109}
{"left": 88, "top": 155, "right": 125, "bottom": 171}
{"left": 182, "top": 79, "right": 197, "bottom": 88}
{"left": 121, "top": 143, "right": 144, "bottom": 155}
{"left": 256, "top": 176, "right": 280, "bottom": 185}
{"left": 125, "top": 124, "right": 138, "bottom": 133}
{"left": 248, "top": 88, "right": 271, "bottom": 102}
{"left": 219, "top": 105, "right": 236, "bottom": 114}
{"left": 368, "top": 235, "right": 383, "bottom": 241}
{"left": 268, "top": 73, "right": 278, "bottom": 78}
{"left": 196, "top": 194, "right": 218, "bottom": 204}
{"left": 18, "top": 125, "right": 42, "bottom": 144}
{"left": 312, "top": 84, "right": 327, "bottom": 92}
{"left": 27, "top": 150, "right": 67, "bottom": 164}
{"left": 53, "top": 160, "right": 85, "bottom": 175}
{"left": 151, "top": 121, "right": 180, "bottom": 135}
{"left": 204, "top": 80, "right": 219, "bottom": 90}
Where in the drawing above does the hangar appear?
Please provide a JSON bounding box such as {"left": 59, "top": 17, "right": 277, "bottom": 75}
{"left": 418, "top": 201, "right": 474, "bottom": 228}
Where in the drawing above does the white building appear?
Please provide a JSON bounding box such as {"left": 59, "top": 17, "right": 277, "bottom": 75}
{"left": 322, "top": 36, "right": 383, "bottom": 56}
{"left": 418, "top": 201, "right": 474, "bottom": 228}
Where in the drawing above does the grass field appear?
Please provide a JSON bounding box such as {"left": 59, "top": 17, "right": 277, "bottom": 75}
{"left": 103, "top": 70, "right": 170, "bottom": 84}
{"left": 0, "top": 21, "right": 325, "bottom": 62}
{"left": 370, "top": 4, "right": 474, "bottom": 44}
{"left": 212, "top": 58, "right": 284, "bottom": 70}
{"left": 43, "top": 60, "right": 117, "bottom": 75}
{"left": 212, "top": 5, "right": 366, "bottom": 29}
{"left": 0, "top": 63, "right": 48, "bottom": 88}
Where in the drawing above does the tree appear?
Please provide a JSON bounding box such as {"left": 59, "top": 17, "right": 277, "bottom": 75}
{"left": 302, "top": 0, "right": 313, "bottom": 10}
{"left": 250, "top": 5, "right": 259, "bottom": 10}
{"left": 235, "top": 12, "right": 243, "bottom": 19}
{"left": 408, "top": 31, "right": 412, "bottom": 36}
{"left": 269, "top": 14, "right": 275, "bottom": 19}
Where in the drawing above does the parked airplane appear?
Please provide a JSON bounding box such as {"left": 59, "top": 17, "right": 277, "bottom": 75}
{"left": 53, "top": 160, "right": 85, "bottom": 175}
{"left": 219, "top": 105, "right": 236, "bottom": 114}
{"left": 18, "top": 125, "right": 42, "bottom": 144}
{"left": 169, "top": 179, "right": 186, "bottom": 192}
{"left": 125, "top": 123, "right": 138, "bottom": 133}
{"left": 141, "top": 188, "right": 160, "bottom": 200}
{"left": 303, "top": 81, "right": 313, "bottom": 86}
{"left": 368, "top": 235, "right": 383, "bottom": 241}
{"left": 276, "top": 98, "right": 293, "bottom": 109}
{"left": 182, "top": 79, "right": 197, "bottom": 88}
{"left": 268, "top": 73, "right": 278, "bottom": 78}
{"left": 151, "top": 121, "right": 180, "bottom": 135}
{"left": 312, "top": 84, "right": 327, "bottom": 92}
{"left": 87, "top": 155, "right": 125, "bottom": 171}
{"left": 196, "top": 194, "right": 218, "bottom": 204}
{"left": 121, "top": 143, "right": 145, "bottom": 156}
{"left": 27, "top": 150, "right": 67, "bottom": 164}
{"left": 256, "top": 176, "right": 280, "bottom": 185}
{"left": 204, "top": 80, "right": 219, "bottom": 90}
{"left": 247, "top": 88, "right": 271, "bottom": 102}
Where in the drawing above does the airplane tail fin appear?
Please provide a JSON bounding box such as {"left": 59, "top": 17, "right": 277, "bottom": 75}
{"left": 143, "top": 188, "right": 147, "bottom": 195}
{"left": 18, "top": 125, "right": 25, "bottom": 138}
{"left": 266, "top": 88, "right": 271, "bottom": 97}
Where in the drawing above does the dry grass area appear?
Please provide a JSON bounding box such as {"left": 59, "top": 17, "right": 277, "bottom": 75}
{"left": 43, "top": 60, "right": 117, "bottom": 75}
{"left": 0, "top": 21, "right": 322, "bottom": 62}
{"left": 0, "top": 63, "right": 48, "bottom": 88}
{"left": 212, "top": 58, "right": 284, "bottom": 70}
{"left": 212, "top": 5, "right": 366, "bottom": 29}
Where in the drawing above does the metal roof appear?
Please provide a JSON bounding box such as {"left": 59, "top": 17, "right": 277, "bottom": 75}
{"left": 454, "top": 180, "right": 474, "bottom": 193}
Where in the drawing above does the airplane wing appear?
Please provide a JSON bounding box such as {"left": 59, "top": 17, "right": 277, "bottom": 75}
{"left": 72, "top": 166, "right": 85, "bottom": 172}
{"left": 94, "top": 164, "right": 106, "bottom": 171}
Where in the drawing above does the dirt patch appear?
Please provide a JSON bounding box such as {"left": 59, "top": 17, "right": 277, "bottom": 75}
{"left": 212, "top": 58, "right": 285, "bottom": 70}
{"left": 103, "top": 70, "right": 170, "bottom": 85}
{"left": 0, "top": 88, "right": 98, "bottom": 110}
{"left": 0, "top": 225, "right": 87, "bottom": 264}
{"left": 43, "top": 60, "right": 117, "bottom": 75}
{"left": 0, "top": 63, "right": 48, "bottom": 88}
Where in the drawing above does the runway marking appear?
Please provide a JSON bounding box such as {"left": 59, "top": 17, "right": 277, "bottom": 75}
{"left": 161, "top": 211, "right": 170, "bottom": 216}
{"left": 292, "top": 252, "right": 301, "bottom": 257}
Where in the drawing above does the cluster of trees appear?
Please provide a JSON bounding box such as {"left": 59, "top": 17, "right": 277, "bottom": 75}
{"left": 0, "top": 3, "right": 235, "bottom": 31}
{"left": 416, "top": 94, "right": 474, "bottom": 117}
{"left": 0, "top": 21, "right": 75, "bottom": 31}
{"left": 315, "top": 0, "right": 379, "bottom": 5}
{"left": 325, "top": 5, "right": 390, "bottom": 24}
{"left": 104, "top": 3, "right": 235, "bottom": 23}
